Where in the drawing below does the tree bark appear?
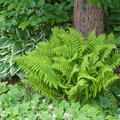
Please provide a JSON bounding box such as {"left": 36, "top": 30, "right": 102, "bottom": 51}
{"left": 73, "top": 0, "right": 104, "bottom": 36}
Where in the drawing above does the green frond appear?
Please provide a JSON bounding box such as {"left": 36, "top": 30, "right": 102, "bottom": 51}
{"left": 99, "top": 44, "right": 116, "bottom": 62}
{"left": 27, "top": 78, "right": 61, "bottom": 99}
{"left": 32, "top": 41, "right": 53, "bottom": 57}
{"left": 79, "top": 55, "right": 89, "bottom": 73}
{"left": 106, "top": 33, "right": 114, "bottom": 43}
{"left": 78, "top": 73, "right": 96, "bottom": 83}
{"left": 14, "top": 27, "right": 120, "bottom": 101}
{"left": 102, "top": 72, "right": 119, "bottom": 89}
{"left": 87, "top": 30, "right": 97, "bottom": 41}
{"left": 52, "top": 45, "right": 71, "bottom": 57}
{"left": 66, "top": 80, "right": 87, "bottom": 101}
{"left": 97, "top": 65, "right": 113, "bottom": 80}
{"left": 15, "top": 57, "right": 64, "bottom": 99}
{"left": 106, "top": 53, "right": 120, "bottom": 69}
{"left": 52, "top": 57, "right": 72, "bottom": 79}
{"left": 68, "top": 64, "right": 79, "bottom": 82}
{"left": 50, "top": 27, "right": 66, "bottom": 47}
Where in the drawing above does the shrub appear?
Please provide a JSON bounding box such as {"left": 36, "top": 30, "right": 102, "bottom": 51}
{"left": 0, "top": 0, "right": 73, "bottom": 80}
{"left": 15, "top": 28, "right": 120, "bottom": 101}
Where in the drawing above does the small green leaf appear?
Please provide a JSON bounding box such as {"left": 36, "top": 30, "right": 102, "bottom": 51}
{"left": 12, "top": 41, "right": 24, "bottom": 55}
{"left": 18, "top": 21, "right": 31, "bottom": 30}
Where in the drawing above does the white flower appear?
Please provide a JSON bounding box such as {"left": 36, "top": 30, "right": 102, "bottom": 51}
{"left": 48, "top": 104, "right": 53, "bottom": 111}
{"left": 51, "top": 114, "right": 57, "bottom": 120}
{"left": 45, "top": 111, "right": 48, "bottom": 114}
{"left": 25, "top": 118, "right": 29, "bottom": 120}
{"left": 63, "top": 113, "right": 72, "bottom": 120}
{"left": 1, "top": 111, "right": 9, "bottom": 118}
{"left": 0, "top": 101, "right": 2, "bottom": 105}
{"left": 42, "top": 99, "right": 46, "bottom": 104}
{"left": 32, "top": 105, "right": 36, "bottom": 109}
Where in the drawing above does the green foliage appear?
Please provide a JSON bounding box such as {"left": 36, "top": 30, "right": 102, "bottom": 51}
{"left": 0, "top": 0, "right": 73, "bottom": 80}
{"left": 88, "top": 0, "right": 119, "bottom": 8}
{"left": 15, "top": 27, "right": 120, "bottom": 101}
{"left": 105, "top": 1, "right": 120, "bottom": 52}
{"left": 99, "top": 91, "right": 118, "bottom": 115}
{"left": 0, "top": 30, "right": 43, "bottom": 79}
{"left": 0, "top": 82, "right": 118, "bottom": 120}
{"left": 89, "top": 0, "right": 120, "bottom": 49}
{"left": 0, "top": 0, "right": 73, "bottom": 34}
{"left": 104, "top": 1, "right": 120, "bottom": 32}
{"left": 0, "top": 82, "right": 43, "bottom": 119}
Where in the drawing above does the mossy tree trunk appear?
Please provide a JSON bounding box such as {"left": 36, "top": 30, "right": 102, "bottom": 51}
{"left": 73, "top": 0, "right": 104, "bottom": 36}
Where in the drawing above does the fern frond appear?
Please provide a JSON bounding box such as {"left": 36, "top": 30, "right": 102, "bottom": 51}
{"left": 102, "top": 72, "right": 119, "bottom": 89}
{"left": 52, "top": 45, "right": 71, "bottom": 57}
{"left": 52, "top": 57, "right": 72, "bottom": 79}
{"left": 66, "top": 80, "right": 87, "bottom": 101}
{"left": 79, "top": 55, "right": 89, "bottom": 73}
{"left": 99, "top": 44, "right": 116, "bottom": 62}
{"left": 27, "top": 77, "right": 61, "bottom": 98}
{"left": 106, "top": 53, "right": 120, "bottom": 69}
{"left": 14, "top": 27, "right": 120, "bottom": 101}
{"left": 50, "top": 27, "right": 66, "bottom": 47}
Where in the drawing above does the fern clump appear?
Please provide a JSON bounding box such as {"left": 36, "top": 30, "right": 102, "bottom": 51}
{"left": 14, "top": 28, "right": 120, "bottom": 101}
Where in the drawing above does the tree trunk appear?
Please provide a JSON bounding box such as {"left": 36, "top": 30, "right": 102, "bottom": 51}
{"left": 73, "top": 0, "right": 104, "bottom": 36}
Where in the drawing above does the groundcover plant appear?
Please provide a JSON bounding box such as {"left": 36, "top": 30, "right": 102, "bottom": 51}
{"left": 0, "top": 82, "right": 119, "bottom": 120}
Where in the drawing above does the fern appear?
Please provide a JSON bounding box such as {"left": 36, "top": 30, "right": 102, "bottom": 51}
{"left": 14, "top": 27, "right": 120, "bottom": 101}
